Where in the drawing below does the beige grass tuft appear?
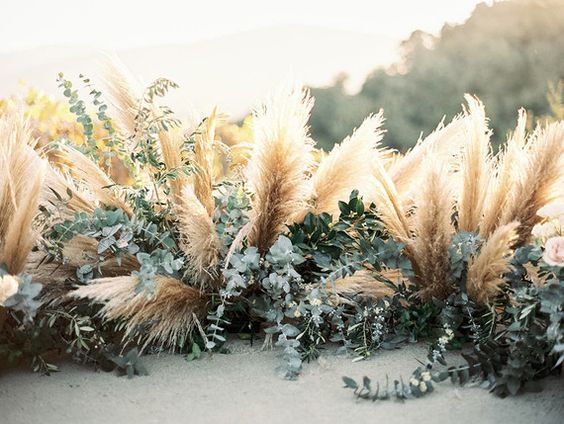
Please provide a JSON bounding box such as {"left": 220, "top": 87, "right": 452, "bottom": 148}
{"left": 72, "top": 276, "right": 208, "bottom": 348}
{"left": 193, "top": 108, "right": 223, "bottom": 216}
{"left": 370, "top": 160, "right": 412, "bottom": 243}
{"left": 1, "top": 158, "right": 46, "bottom": 274}
{"left": 301, "top": 112, "right": 387, "bottom": 220}
{"left": 23, "top": 250, "right": 76, "bottom": 285}
{"left": 480, "top": 109, "right": 527, "bottom": 237}
{"left": 246, "top": 85, "right": 315, "bottom": 253}
{"left": 329, "top": 269, "right": 396, "bottom": 301}
{"left": 48, "top": 145, "right": 132, "bottom": 215}
{"left": 63, "top": 235, "right": 139, "bottom": 274}
{"left": 467, "top": 222, "right": 519, "bottom": 304}
{"left": 0, "top": 113, "right": 46, "bottom": 274}
{"left": 457, "top": 95, "right": 493, "bottom": 232}
{"left": 175, "top": 186, "right": 220, "bottom": 286}
{"left": 101, "top": 54, "right": 142, "bottom": 136}
{"left": 410, "top": 161, "right": 455, "bottom": 300}
{"left": 498, "top": 121, "right": 564, "bottom": 244}
{"left": 390, "top": 115, "right": 467, "bottom": 207}
{"left": 159, "top": 127, "right": 186, "bottom": 201}
{"left": 41, "top": 166, "right": 96, "bottom": 215}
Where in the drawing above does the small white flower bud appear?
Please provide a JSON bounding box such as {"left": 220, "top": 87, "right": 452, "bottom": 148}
{"left": 419, "top": 382, "right": 428, "bottom": 393}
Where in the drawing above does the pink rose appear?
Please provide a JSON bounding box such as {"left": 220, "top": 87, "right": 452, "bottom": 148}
{"left": 543, "top": 236, "right": 564, "bottom": 267}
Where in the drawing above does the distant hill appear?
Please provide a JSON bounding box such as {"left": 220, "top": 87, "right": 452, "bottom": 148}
{"left": 0, "top": 25, "right": 397, "bottom": 118}
{"left": 310, "top": 0, "right": 564, "bottom": 150}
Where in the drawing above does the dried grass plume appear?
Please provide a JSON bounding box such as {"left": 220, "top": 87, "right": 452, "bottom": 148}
{"left": 302, "top": 112, "right": 387, "bottom": 220}
{"left": 175, "top": 186, "right": 221, "bottom": 286}
{"left": 457, "top": 95, "right": 493, "bottom": 232}
{"left": 246, "top": 85, "right": 315, "bottom": 252}
{"left": 72, "top": 275, "right": 208, "bottom": 349}
{"left": 410, "top": 161, "right": 455, "bottom": 300}
{"left": 467, "top": 221, "right": 519, "bottom": 304}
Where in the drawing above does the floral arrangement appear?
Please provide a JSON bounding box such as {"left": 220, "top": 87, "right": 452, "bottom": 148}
{"left": 0, "top": 59, "right": 562, "bottom": 400}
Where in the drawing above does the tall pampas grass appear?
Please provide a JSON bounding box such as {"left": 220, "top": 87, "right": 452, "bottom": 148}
{"left": 467, "top": 222, "right": 519, "bottom": 304}
{"left": 410, "top": 161, "right": 455, "bottom": 300}
{"left": 389, "top": 115, "right": 467, "bottom": 207}
{"left": 102, "top": 54, "right": 142, "bottom": 136}
{"left": 23, "top": 250, "right": 76, "bottom": 286}
{"left": 159, "top": 127, "right": 186, "bottom": 201}
{"left": 0, "top": 113, "right": 34, "bottom": 242}
{"left": 175, "top": 186, "right": 220, "bottom": 286}
{"left": 104, "top": 54, "right": 185, "bottom": 193}
{"left": 193, "top": 108, "right": 222, "bottom": 216}
{"left": 72, "top": 275, "right": 208, "bottom": 348}
{"left": 498, "top": 121, "right": 564, "bottom": 244}
{"left": 301, "top": 112, "right": 387, "bottom": 219}
{"left": 329, "top": 269, "right": 396, "bottom": 301}
{"left": 370, "top": 160, "right": 412, "bottom": 244}
{"left": 480, "top": 109, "right": 528, "bottom": 237}
{"left": 40, "top": 166, "right": 97, "bottom": 218}
{"left": 457, "top": 95, "right": 493, "bottom": 232}
{"left": 246, "top": 85, "right": 314, "bottom": 253}
{"left": 0, "top": 113, "right": 46, "bottom": 274}
{"left": 2, "top": 160, "right": 45, "bottom": 275}
{"left": 63, "top": 235, "right": 139, "bottom": 274}
{"left": 48, "top": 144, "right": 132, "bottom": 215}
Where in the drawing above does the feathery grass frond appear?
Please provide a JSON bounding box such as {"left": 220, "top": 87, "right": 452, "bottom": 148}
{"left": 23, "top": 250, "right": 76, "bottom": 285}
{"left": 303, "top": 112, "right": 387, "bottom": 219}
{"left": 410, "top": 162, "right": 455, "bottom": 300}
{"left": 0, "top": 114, "right": 34, "bottom": 242}
{"left": 101, "top": 54, "right": 142, "bottom": 136}
{"left": 41, "top": 166, "right": 96, "bottom": 215}
{"left": 329, "top": 269, "right": 395, "bottom": 301}
{"left": 480, "top": 109, "right": 528, "bottom": 237}
{"left": 193, "top": 107, "right": 223, "bottom": 216}
{"left": 62, "top": 235, "right": 138, "bottom": 274}
{"left": 175, "top": 186, "right": 220, "bottom": 286}
{"left": 24, "top": 234, "right": 139, "bottom": 287}
{"left": 0, "top": 113, "right": 46, "bottom": 274}
{"left": 1, "top": 156, "right": 46, "bottom": 274}
{"left": 457, "top": 95, "right": 493, "bottom": 232}
{"left": 159, "top": 127, "right": 186, "bottom": 200}
{"left": 499, "top": 121, "right": 564, "bottom": 244}
{"left": 467, "top": 222, "right": 519, "bottom": 304}
{"left": 72, "top": 275, "right": 208, "bottom": 349}
{"left": 389, "top": 115, "right": 467, "bottom": 207}
{"left": 49, "top": 145, "right": 132, "bottom": 215}
{"left": 246, "top": 85, "right": 315, "bottom": 252}
{"left": 370, "top": 160, "right": 412, "bottom": 243}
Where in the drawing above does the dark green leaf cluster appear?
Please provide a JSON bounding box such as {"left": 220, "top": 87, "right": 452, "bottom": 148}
{"left": 212, "top": 192, "right": 415, "bottom": 379}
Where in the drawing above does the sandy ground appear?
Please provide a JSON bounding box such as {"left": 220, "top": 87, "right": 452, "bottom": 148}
{"left": 1, "top": 342, "right": 562, "bottom": 424}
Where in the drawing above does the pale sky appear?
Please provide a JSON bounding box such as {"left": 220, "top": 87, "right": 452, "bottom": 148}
{"left": 0, "top": 0, "right": 489, "bottom": 52}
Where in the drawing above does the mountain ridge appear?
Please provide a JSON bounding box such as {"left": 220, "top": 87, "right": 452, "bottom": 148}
{"left": 0, "top": 25, "right": 398, "bottom": 118}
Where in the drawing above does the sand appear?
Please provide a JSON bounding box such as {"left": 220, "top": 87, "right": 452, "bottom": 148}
{"left": 1, "top": 342, "right": 562, "bottom": 424}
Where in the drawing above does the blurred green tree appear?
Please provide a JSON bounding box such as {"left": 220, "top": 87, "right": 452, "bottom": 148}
{"left": 310, "top": 0, "right": 564, "bottom": 151}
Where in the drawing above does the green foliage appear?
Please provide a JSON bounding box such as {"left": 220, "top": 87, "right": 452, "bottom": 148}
{"left": 108, "top": 348, "right": 148, "bottom": 378}
{"left": 208, "top": 192, "right": 414, "bottom": 379}
{"left": 289, "top": 191, "right": 412, "bottom": 279}
{"left": 0, "top": 294, "right": 147, "bottom": 376}
{"left": 214, "top": 183, "right": 251, "bottom": 250}
{"left": 184, "top": 342, "right": 203, "bottom": 362}
{"left": 344, "top": 250, "right": 563, "bottom": 402}
{"left": 57, "top": 72, "right": 97, "bottom": 156}
{"left": 311, "top": 0, "right": 564, "bottom": 150}
{"left": 44, "top": 206, "right": 184, "bottom": 294}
